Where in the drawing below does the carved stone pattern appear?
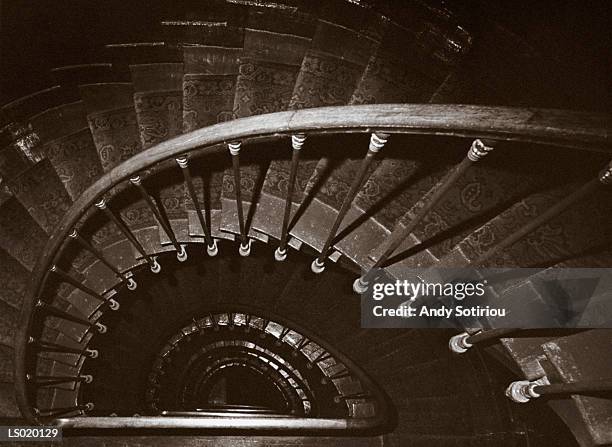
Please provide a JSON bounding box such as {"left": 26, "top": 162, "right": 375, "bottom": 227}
{"left": 68, "top": 246, "right": 97, "bottom": 275}
{"left": 120, "top": 201, "right": 156, "bottom": 230}
{"left": 290, "top": 52, "right": 364, "bottom": 109}
{"left": 222, "top": 164, "right": 260, "bottom": 202}
{"left": 234, "top": 59, "right": 299, "bottom": 118}
{"left": 7, "top": 160, "right": 72, "bottom": 234}
{"left": 316, "top": 159, "right": 381, "bottom": 210}
{"left": 87, "top": 107, "right": 143, "bottom": 172}
{"left": 0, "top": 197, "right": 48, "bottom": 270}
{"left": 262, "top": 158, "right": 321, "bottom": 204}
{"left": 156, "top": 182, "right": 189, "bottom": 219}
{"left": 90, "top": 219, "right": 124, "bottom": 247}
{"left": 457, "top": 189, "right": 570, "bottom": 263}
{"left": 354, "top": 159, "right": 434, "bottom": 231}
{"left": 183, "top": 75, "right": 237, "bottom": 132}
{"left": 0, "top": 248, "right": 30, "bottom": 309}
{"left": 505, "top": 190, "right": 612, "bottom": 266}
{"left": 404, "top": 166, "right": 543, "bottom": 259}
{"left": 44, "top": 129, "right": 104, "bottom": 200}
{"left": 134, "top": 91, "right": 183, "bottom": 149}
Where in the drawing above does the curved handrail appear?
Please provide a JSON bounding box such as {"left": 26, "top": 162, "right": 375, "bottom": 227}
{"left": 14, "top": 104, "right": 612, "bottom": 423}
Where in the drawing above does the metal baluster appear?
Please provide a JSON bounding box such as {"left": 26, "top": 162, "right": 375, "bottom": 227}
{"left": 35, "top": 403, "right": 94, "bottom": 418}
{"left": 229, "top": 141, "right": 251, "bottom": 256}
{"left": 130, "top": 175, "right": 187, "bottom": 262}
{"left": 449, "top": 328, "right": 517, "bottom": 354}
{"left": 95, "top": 198, "right": 161, "bottom": 273}
{"left": 34, "top": 301, "right": 107, "bottom": 333}
{"left": 506, "top": 378, "right": 612, "bottom": 403}
{"left": 353, "top": 139, "right": 495, "bottom": 292}
{"left": 471, "top": 160, "right": 612, "bottom": 266}
{"left": 29, "top": 338, "right": 99, "bottom": 358}
{"left": 311, "top": 132, "right": 388, "bottom": 274}
{"left": 27, "top": 374, "right": 93, "bottom": 387}
{"left": 68, "top": 229, "right": 137, "bottom": 290}
{"left": 176, "top": 155, "right": 218, "bottom": 256}
{"left": 275, "top": 134, "right": 306, "bottom": 261}
{"left": 49, "top": 265, "right": 119, "bottom": 311}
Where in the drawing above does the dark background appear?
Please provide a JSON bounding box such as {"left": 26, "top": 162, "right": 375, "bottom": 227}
{"left": 0, "top": 0, "right": 610, "bottom": 109}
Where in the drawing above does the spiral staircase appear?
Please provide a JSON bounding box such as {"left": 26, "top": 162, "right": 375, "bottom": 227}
{"left": 1, "top": 1, "right": 611, "bottom": 446}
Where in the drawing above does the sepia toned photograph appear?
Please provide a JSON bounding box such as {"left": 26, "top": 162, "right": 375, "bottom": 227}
{"left": 0, "top": 0, "right": 610, "bottom": 446}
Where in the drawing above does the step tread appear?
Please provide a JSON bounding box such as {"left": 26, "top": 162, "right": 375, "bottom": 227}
{"left": 0, "top": 248, "right": 31, "bottom": 310}
{"left": 29, "top": 101, "right": 104, "bottom": 200}
{"left": 442, "top": 181, "right": 612, "bottom": 268}
{"left": 79, "top": 83, "right": 144, "bottom": 172}
{"left": 131, "top": 63, "right": 184, "bottom": 150}
{"left": 542, "top": 330, "right": 612, "bottom": 445}
{"left": 182, "top": 46, "right": 241, "bottom": 132}
{"left": 0, "top": 195, "right": 49, "bottom": 270}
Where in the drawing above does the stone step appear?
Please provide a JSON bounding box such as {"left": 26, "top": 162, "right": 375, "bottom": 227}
{"left": 500, "top": 335, "right": 558, "bottom": 381}
{"left": 2, "top": 86, "right": 79, "bottom": 123}
{"left": 4, "top": 159, "right": 73, "bottom": 234}
{"left": 0, "top": 383, "right": 19, "bottom": 418}
{"left": 0, "top": 300, "right": 18, "bottom": 350}
{"left": 104, "top": 42, "right": 182, "bottom": 77}
{"left": 29, "top": 101, "right": 104, "bottom": 200}
{"left": 0, "top": 195, "right": 49, "bottom": 270}
{"left": 219, "top": 143, "right": 276, "bottom": 242}
{"left": 163, "top": 20, "right": 245, "bottom": 49}
{"left": 370, "top": 157, "right": 534, "bottom": 274}
{"left": 351, "top": 16, "right": 463, "bottom": 106}
{"left": 79, "top": 82, "right": 143, "bottom": 172}
{"left": 0, "top": 345, "right": 13, "bottom": 386}
{"left": 255, "top": 14, "right": 381, "bottom": 222}
{"left": 130, "top": 63, "right": 184, "bottom": 149}
{"left": 542, "top": 330, "right": 612, "bottom": 446}
{"left": 259, "top": 20, "right": 381, "bottom": 243}
{"left": 0, "top": 247, "right": 30, "bottom": 311}
{"left": 323, "top": 10, "right": 470, "bottom": 267}
{"left": 220, "top": 24, "right": 313, "bottom": 241}
{"left": 182, "top": 46, "right": 242, "bottom": 132}
{"left": 50, "top": 64, "right": 123, "bottom": 95}
{"left": 437, "top": 180, "right": 612, "bottom": 269}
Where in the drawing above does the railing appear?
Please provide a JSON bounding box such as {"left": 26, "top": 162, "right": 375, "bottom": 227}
{"left": 14, "top": 104, "right": 612, "bottom": 426}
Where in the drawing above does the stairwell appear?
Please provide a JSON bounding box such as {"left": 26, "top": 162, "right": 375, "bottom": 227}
{"left": 0, "top": 1, "right": 611, "bottom": 446}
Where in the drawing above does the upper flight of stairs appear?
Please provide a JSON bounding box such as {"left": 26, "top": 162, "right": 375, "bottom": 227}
{"left": 1, "top": 1, "right": 611, "bottom": 446}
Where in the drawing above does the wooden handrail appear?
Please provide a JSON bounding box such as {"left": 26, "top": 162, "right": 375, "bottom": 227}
{"left": 54, "top": 415, "right": 383, "bottom": 430}
{"left": 14, "top": 104, "right": 612, "bottom": 423}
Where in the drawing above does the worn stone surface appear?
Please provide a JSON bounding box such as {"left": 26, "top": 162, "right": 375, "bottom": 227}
{"left": 0, "top": 248, "right": 30, "bottom": 309}
{"left": 134, "top": 91, "right": 183, "bottom": 149}
{"left": 0, "top": 196, "right": 48, "bottom": 270}
{"left": 543, "top": 331, "right": 612, "bottom": 445}
{"left": 43, "top": 129, "right": 104, "bottom": 200}
{"left": 6, "top": 160, "right": 73, "bottom": 234}
{"left": 87, "top": 107, "right": 143, "bottom": 172}
{"left": 183, "top": 75, "right": 237, "bottom": 131}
